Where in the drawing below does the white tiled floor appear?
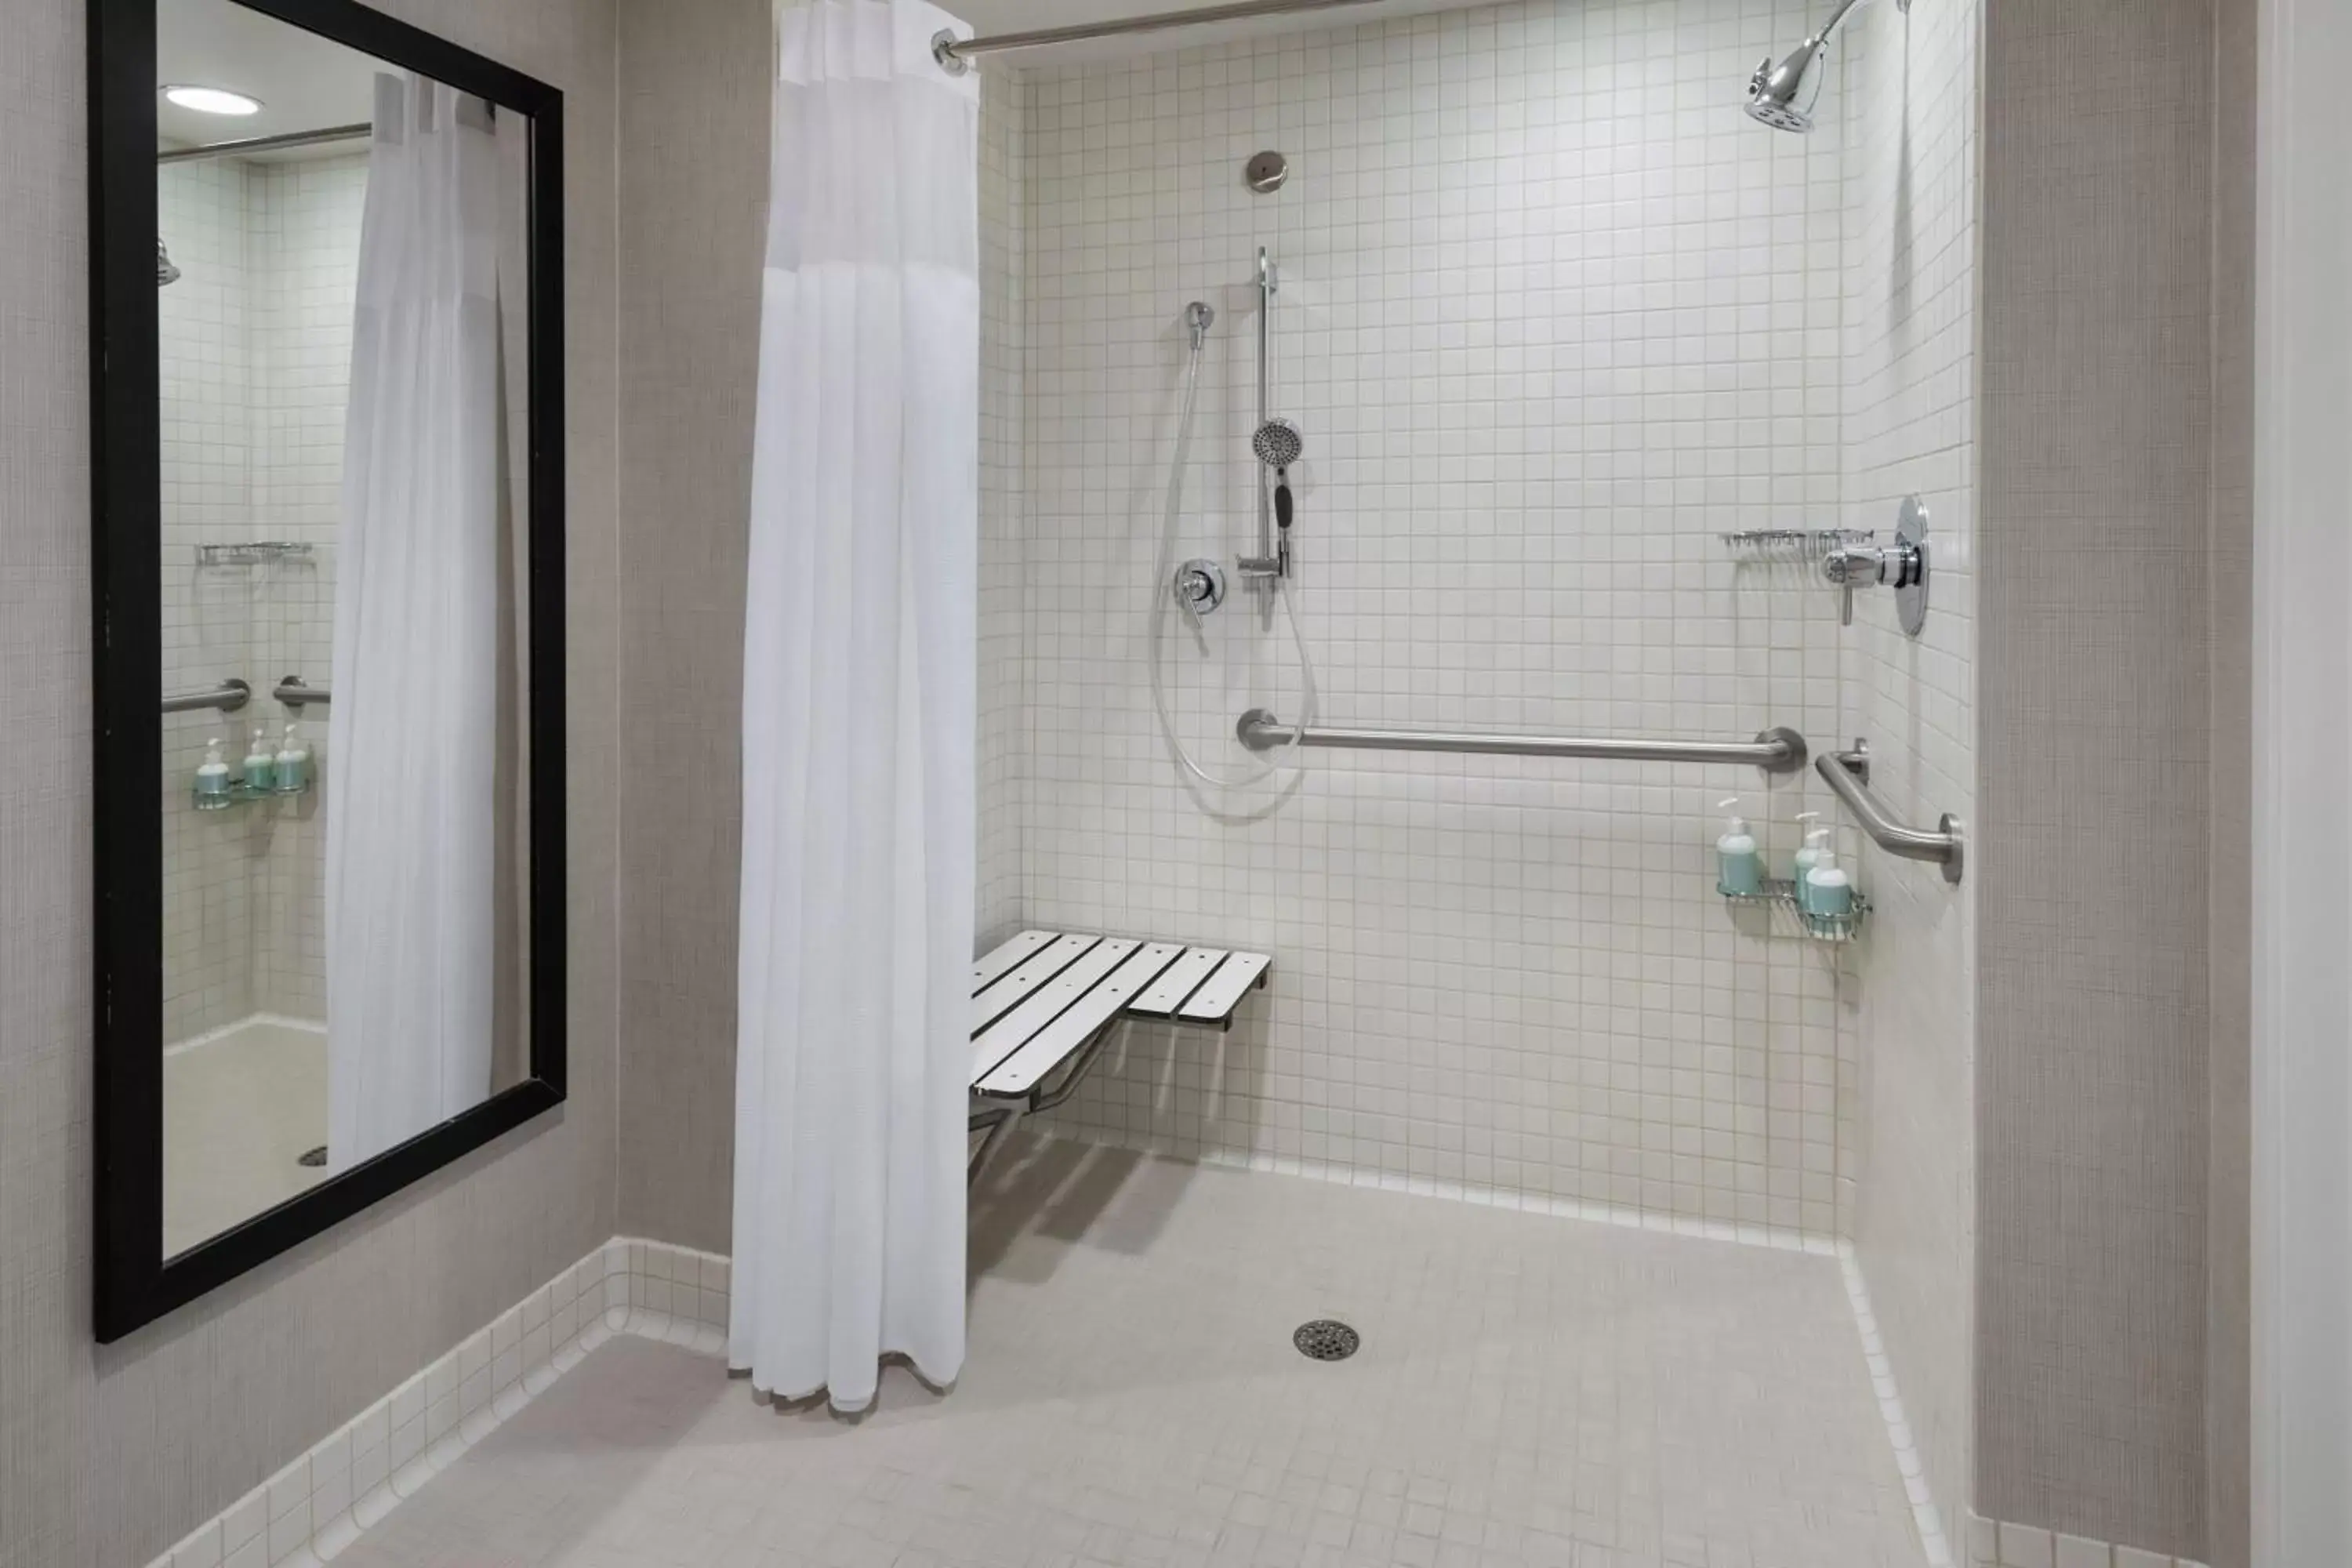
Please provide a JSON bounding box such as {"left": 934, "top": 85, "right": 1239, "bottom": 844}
{"left": 335, "top": 1135, "right": 1924, "bottom": 1568}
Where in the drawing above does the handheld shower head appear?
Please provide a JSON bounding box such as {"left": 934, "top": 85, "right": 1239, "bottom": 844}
{"left": 1252, "top": 417, "right": 1303, "bottom": 470}
{"left": 157, "top": 238, "right": 181, "bottom": 287}
{"left": 1185, "top": 300, "right": 1214, "bottom": 350}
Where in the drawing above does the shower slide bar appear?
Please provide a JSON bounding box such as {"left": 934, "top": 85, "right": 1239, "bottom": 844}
{"left": 1815, "top": 739, "right": 1965, "bottom": 884}
{"left": 1235, "top": 708, "right": 1812, "bottom": 775}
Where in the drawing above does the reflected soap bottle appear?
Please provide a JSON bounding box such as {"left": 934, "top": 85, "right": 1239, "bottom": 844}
{"left": 194, "top": 737, "right": 232, "bottom": 811}
{"left": 242, "top": 724, "right": 276, "bottom": 795}
{"left": 274, "top": 720, "right": 310, "bottom": 794}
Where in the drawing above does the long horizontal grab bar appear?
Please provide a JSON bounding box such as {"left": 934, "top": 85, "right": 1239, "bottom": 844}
{"left": 1816, "top": 740, "right": 1965, "bottom": 884}
{"left": 274, "top": 677, "right": 330, "bottom": 707}
{"left": 162, "top": 678, "right": 250, "bottom": 716}
{"left": 1236, "top": 708, "right": 1809, "bottom": 774}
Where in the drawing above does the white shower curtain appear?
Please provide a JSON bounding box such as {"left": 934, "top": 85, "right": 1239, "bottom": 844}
{"left": 327, "top": 74, "right": 503, "bottom": 1171}
{"left": 729, "top": 0, "right": 979, "bottom": 1411}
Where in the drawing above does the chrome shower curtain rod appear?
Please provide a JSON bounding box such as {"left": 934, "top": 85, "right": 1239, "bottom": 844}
{"left": 934, "top": 0, "right": 1392, "bottom": 71}
{"left": 156, "top": 123, "right": 373, "bottom": 164}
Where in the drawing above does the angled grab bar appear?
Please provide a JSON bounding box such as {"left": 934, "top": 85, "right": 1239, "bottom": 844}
{"left": 1236, "top": 708, "right": 1809, "bottom": 775}
{"left": 1816, "top": 739, "right": 1964, "bottom": 884}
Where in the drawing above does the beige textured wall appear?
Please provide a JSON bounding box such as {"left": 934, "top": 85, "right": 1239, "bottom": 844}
{"left": 614, "top": 0, "right": 767, "bottom": 1255}
{"left": 2201, "top": 0, "right": 2254, "bottom": 1562}
{"left": 0, "top": 1, "right": 622, "bottom": 1564}
{"left": 1976, "top": 0, "right": 2219, "bottom": 1555}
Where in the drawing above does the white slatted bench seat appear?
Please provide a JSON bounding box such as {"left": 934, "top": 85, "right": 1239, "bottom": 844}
{"left": 966, "top": 929, "right": 1270, "bottom": 1177}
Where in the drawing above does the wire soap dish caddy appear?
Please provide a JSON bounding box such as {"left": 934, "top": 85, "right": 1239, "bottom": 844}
{"left": 196, "top": 541, "right": 316, "bottom": 568}
{"left": 1722, "top": 877, "right": 1868, "bottom": 943}
{"left": 1718, "top": 528, "right": 1874, "bottom": 565}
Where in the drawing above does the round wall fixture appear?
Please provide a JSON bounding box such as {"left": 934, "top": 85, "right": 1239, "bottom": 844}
{"left": 1245, "top": 151, "right": 1288, "bottom": 193}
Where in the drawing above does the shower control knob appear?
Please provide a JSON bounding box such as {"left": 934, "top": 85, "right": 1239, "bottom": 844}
{"left": 1174, "top": 558, "right": 1226, "bottom": 617}
{"left": 1820, "top": 496, "right": 1931, "bottom": 635}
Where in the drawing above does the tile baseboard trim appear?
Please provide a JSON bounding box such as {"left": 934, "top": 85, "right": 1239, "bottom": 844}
{"left": 1032, "top": 1129, "right": 1845, "bottom": 1258}
{"left": 1964, "top": 1515, "right": 2209, "bottom": 1568}
{"left": 147, "top": 1238, "right": 730, "bottom": 1568}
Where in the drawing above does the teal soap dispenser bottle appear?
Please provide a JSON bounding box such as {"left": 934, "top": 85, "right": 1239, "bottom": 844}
{"left": 274, "top": 720, "right": 310, "bottom": 793}
{"left": 242, "top": 724, "right": 276, "bottom": 794}
{"left": 194, "top": 736, "right": 232, "bottom": 810}
{"left": 1791, "top": 814, "right": 1831, "bottom": 913}
{"left": 1805, "top": 846, "right": 1855, "bottom": 931}
{"left": 1715, "top": 797, "right": 1762, "bottom": 898}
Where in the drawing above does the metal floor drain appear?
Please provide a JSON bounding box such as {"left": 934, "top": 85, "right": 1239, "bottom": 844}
{"left": 297, "top": 1145, "right": 328, "bottom": 1168}
{"left": 1293, "top": 1319, "right": 1359, "bottom": 1361}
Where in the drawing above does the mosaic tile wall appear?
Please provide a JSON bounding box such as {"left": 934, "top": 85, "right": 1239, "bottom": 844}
{"left": 1013, "top": 0, "right": 1859, "bottom": 1236}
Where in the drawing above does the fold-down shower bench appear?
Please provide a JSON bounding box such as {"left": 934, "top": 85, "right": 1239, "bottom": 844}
{"left": 966, "top": 930, "right": 1269, "bottom": 1178}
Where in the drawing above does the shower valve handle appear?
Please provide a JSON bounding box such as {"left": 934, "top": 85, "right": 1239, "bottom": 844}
{"left": 1820, "top": 510, "right": 1928, "bottom": 630}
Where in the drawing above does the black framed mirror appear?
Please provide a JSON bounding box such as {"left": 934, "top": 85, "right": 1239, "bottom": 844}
{"left": 89, "top": 0, "right": 566, "bottom": 1341}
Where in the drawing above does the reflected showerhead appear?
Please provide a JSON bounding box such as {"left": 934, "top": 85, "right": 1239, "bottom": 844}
{"left": 1744, "top": 40, "right": 1826, "bottom": 132}
{"left": 1252, "top": 417, "right": 1302, "bottom": 469}
{"left": 157, "top": 238, "right": 181, "bottom": 286}
{"left": 1743, "top": 0, "right": 1898, "bottom": 133}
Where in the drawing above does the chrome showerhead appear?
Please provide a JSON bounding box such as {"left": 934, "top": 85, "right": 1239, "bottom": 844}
{"left": 1743, "top": 0, "right": 1900, "bottom": 133}
{"left": 1252, "top": 417, "right": 1302, "bottom": 470}
{"left": 157, "top": 238, "right": 181, "bottom": 286}
{"left": 1744, "top": 40, "right": 1827, "bottom": 132}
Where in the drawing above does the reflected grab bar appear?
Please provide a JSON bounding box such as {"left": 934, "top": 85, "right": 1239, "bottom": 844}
{"left": 1236, "top": 708, "right": 1809, "bottom": 775}
{"left": 161, "top": 678, "right": 250, "bottom": 716}
{"left": 274, "top": 677, "right": 330, "bottom": 707}
{"left": 1815, "top": 739, "right": 1965, "bottom": 884}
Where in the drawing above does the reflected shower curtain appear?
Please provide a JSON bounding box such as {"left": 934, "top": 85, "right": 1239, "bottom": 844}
{"left": 327, "top": 74, "right": 502, "bottom": 1171}
{"left": 729, "top": 0, "right": 978, "bottom": 1411}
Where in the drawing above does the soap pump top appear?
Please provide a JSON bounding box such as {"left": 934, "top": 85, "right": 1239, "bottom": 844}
{"left": 1793, "top": 811, "right": 1829, "bottom": 865}
{"left": 1717, "top": 797, "right": 1754, "bottom": 851}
